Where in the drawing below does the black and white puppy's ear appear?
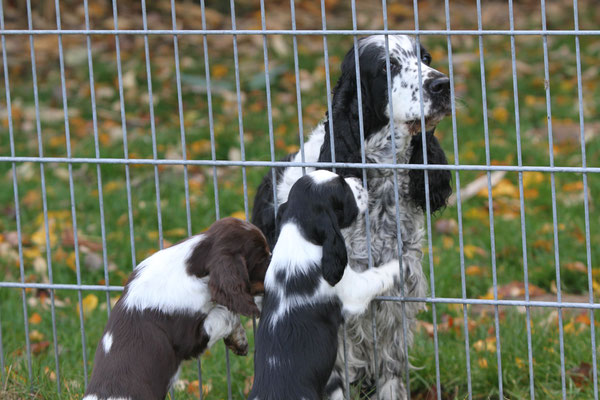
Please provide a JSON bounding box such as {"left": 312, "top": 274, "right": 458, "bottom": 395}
{"left": 320, "top": 209, "right": 349, "bottom": 287}
{"left": 320, "top": 177, "right": 366, "bottom": 286}
{"left": 209, "top": 254, "right": 260, "bottom": 317}
{"left": 408, "top": 129, "right": 452, "bottom": 213}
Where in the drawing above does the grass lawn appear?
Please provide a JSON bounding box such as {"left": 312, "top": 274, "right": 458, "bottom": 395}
{"left": 1, "top": 0, "right": 599, "bottom": 398}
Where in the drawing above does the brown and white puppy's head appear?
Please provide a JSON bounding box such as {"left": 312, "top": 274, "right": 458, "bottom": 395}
{"left": 187, "top": 217, "right": 271, "bottom": 318}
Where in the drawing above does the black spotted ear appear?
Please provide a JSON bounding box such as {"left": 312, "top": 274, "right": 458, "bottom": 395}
{"left": 209, "top": 254, "right": 260, "bottom": 317}
{"left": 318, "top": 46, "right": 363, "bottom": 179}
{"left": 408, "top": 130, "right": 452, "bottom": 213}
{"left": 320, "top": 210, "right": 348, "bottom": 287}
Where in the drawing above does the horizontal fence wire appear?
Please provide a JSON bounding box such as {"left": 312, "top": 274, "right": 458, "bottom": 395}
{"left": 1, "top": 0, "right": 598, "bottom": 399}
{"left": 1, "top": 29, "right": 600, "bottom": 35}
{"left": 0, "top": 156, "right": 599, "bottom": 173}
{"left": 1, "top": 282, "right": 600, "bottom": 310}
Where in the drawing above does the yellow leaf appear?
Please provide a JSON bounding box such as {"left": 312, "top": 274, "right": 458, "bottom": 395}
{"left": 230, "top": 211, "right": 247, "bottom": 221}
{"left": 563, "top": 181, "right": 584, "bottom": 192}
{"left": 23, "top": 247, "right": 42, "bottom": 260}
{"left": 77, "top": 294, "right": 99, "bottom": 317}
{"left": 104, "top": 181, "right": 121, "bottom": 194}
{"left": 522, "top": 171, "right": 544, "bottom": 188}
{"left": 466, "top": 265, "right": 484, "bottom": 276}
{"left": 66, "top": 252, "right": 77, "bottom": 272}
{"left": 29, "top": 312, "right": 42, "bottom": 325}
{"left": 211, "top": 64, "right": 228, "bottom": 79}
{"left": 478, "top": 179, "right": 519, "bottom": 198}
{"left": 464, "top": 207, "right": 488, "bottom": 223}
{"left": 564, "top": 320, "right": 576, "bottom": 334}
{"left": 515, "top": 357, "right": 526, "bottom": 369}
{"left": 29, "top": 330, "right": 44, "bottom": 342}
{"left": 473, "top": 338, "right": 496, "bottom": 352}
{"left": 190, "top": 140, "right": 211, "bottom": 154}
{"left": 463, "top": 244, "right": 487, "bottom": 259}
{"left": 478, "top": 358, "right": 488, "bottom": 368}
{"left": 442, "top": 236, "right": 454, "bottom": 250}
{"left": 492, "top": 107, "right": 509, "bottom": 123}
{"left": 165, "top": 228, "right": 187, "bottom": 237}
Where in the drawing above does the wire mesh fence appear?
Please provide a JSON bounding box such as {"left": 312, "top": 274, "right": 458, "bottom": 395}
{"left": 0, "top": 0, "right": 598, "bottom": 398}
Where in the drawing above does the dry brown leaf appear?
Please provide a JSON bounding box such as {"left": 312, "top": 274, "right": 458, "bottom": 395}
{"left": 29, "top": 312, "right": 42, "bottom": 325}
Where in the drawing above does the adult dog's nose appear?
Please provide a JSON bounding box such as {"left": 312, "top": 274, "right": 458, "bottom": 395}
{"left": 427, "top": 76, "right": 450, "bottom": 95}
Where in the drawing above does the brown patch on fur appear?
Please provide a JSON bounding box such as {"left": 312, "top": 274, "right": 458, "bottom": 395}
{"left": 186, "top": 217, "right": 271, "bottom": 317}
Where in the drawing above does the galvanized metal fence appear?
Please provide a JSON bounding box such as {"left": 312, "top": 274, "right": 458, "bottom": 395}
{"left": 0, "top": 0, "right": 598, "bottom": 399}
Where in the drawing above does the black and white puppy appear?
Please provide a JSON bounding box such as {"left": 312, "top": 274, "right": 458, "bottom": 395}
{"left": 249, "top": 170, "right": 400, "bottom": 400}
{"left": 84, "top": 218, "right": 271, "bottom": 400}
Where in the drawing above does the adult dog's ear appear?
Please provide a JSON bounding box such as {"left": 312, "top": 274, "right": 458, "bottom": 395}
{"left": 408, "top": 130, "right": 452, "bottom": 213}
{"left": 209, "top": 254, "right": 260, "bottom": 317}
{"left": 318, "top": 46, "right": 363, "bottom": 178}
{"left": 320, "top": 210, "right": 348, "bottom": 287}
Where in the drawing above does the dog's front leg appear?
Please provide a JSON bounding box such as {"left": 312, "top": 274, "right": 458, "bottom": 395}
{"left": 205, "top": 306, "right": 249, "bottom": 356}
{"left": 334, "top": 259, "right": 400, "bottom": 316}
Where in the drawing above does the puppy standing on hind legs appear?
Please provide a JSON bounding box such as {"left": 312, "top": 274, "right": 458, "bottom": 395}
{"left": 249, "top": 170, "right": 401, "bottom": 400}
{"left": 83, "top": 218, "right": 271, "bottom": 400}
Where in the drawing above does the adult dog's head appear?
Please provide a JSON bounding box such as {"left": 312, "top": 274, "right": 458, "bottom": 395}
{"left": 317, "top": 35, "right": 452, "bottom": 213}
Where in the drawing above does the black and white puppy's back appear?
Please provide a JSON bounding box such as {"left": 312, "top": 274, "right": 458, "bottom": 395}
{"left": 249, "top": 170, "right": 400, "bottom": 400}
{"left": 84, "top": 218, "right": 271, "bottom": 400}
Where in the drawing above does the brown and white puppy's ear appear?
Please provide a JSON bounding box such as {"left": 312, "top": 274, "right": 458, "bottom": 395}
{"left": 208, "top": 254, "right": 260, "bottom": 318}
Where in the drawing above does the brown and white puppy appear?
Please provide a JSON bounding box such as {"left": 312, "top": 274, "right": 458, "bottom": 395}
{"left": 84, "top": 218, "right": 271, "bottom": 400}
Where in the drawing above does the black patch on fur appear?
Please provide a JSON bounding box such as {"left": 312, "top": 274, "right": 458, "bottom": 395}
{"left": 249, "top": 294, "right": 343, "bottom": 400}
{"left": 276, "top": 268, "right": 322, "bottom": 297}
{"left": 318, "top": 41, "right": 392, "bottom": 178}
{"left": 251, "top": 152, "right": 296, "bottom": 249}
{"left": 408, "top": 130, "right": 452, "bottom": 213}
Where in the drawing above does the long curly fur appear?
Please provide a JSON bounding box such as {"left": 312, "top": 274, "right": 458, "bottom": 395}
{"left": 251, "top": 35, "right": 452, "bottom": 399}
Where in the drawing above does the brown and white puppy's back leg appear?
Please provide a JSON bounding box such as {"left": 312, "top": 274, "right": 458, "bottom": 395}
{"left": 204, "top": 306, "right": 248, "bottom": 356}
{"left": 334, "top": 259, "right": 400, "bottom": 316}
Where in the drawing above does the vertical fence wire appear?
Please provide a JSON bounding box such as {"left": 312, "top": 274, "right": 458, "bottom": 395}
{"left": 474, "top": 0, "right": 504, "bottom": 396}
{"left": 507, "top": 0, "right": 536, "bottom": 397}
{"left": 2, "top": 0, "right": 32, "bottom": 386}
{"left": 83, "top": 0, "right": 112, "bottom": 318}
{"left": 54, "top": 0, "right": 90, "bottom": 386}
{"left": 412, "top": 1, "right": 443, "bottom": 398}
{"left": 24, "top": 0, "right": 62, "bottom": 391}
{"left": 140, "top": 0, "right": 165, "bottom": 251}
{"left": 539, "top": 1, "right": 568, "bottom": 398}
{"left": 111, "top": 0, "right": 137, "bottom": 270}
{"left": 443, "top": 1, "right": 473, "bottom": 397}
{"left": 289, "top": 0, "right": 306, "bottom": 177}
{"left": 348, "top": 1, "right": 379, "bottom": 398}
{"left": 572, "top": 0, "right": 599, "bottom": 397}
{"left": 380, "top": 1, "right": 413, "bottom": 396}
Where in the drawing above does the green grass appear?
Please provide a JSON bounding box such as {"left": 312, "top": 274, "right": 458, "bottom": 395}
{"left": 1, "top": 1, "right": 600, "bottom": 398}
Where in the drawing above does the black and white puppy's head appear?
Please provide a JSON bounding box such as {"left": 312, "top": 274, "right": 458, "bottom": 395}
{"left": 277, "top": 170, "right": 367, "bottom": 286}
{"left": 317, "top": 35, "right": 452, "bottom": 212}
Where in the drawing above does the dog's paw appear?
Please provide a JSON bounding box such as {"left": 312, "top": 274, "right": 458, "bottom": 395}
{"left": 224, "top": 322, "right": 249, "bottom": 356}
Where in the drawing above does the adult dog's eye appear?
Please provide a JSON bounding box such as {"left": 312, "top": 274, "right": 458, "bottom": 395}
{"left": 383, "top": 60, "right": 400, "bottom": 74}
{"left": 421, "top": 53, "right": 432, "bottom": 66}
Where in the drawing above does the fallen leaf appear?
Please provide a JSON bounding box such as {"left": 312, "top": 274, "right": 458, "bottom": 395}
{"left": 478, "top": 358, "right": 488, "bottom": 368}
{"left": 473, "top": 337, "right": 496, "bottom": 352}
{"left": 43, "top": 366, "right": 56, "bottom": 381}
{"left": 522, "top": 171, "right": 545, "bottom": 187}
{"left": 563, "top": 181, "right": 584, "bottom": 192}
{"left": 568, "top": 362, "right": 592, "bottom": 387}
{"left": 230, "top": 211, "right": 247, "bottom": 220}
{"left": 32, "top": 341, "right": 50, "bottom": 355}
{"left": 463, "top": 244, "right": 487, "bottom": 259}
{"left": 77, "top": 294, "right": 99, "bottom": 317}
{"left": 565, "top": 261, "right": 587, "bottom": 273}
{"left": 435, "top": 219, "right": 458, "bottom": 235}
{"left": 29, "top": 312, "right": 42, "bottom": 325}
{"left": 29, "top": 330, "right": 44, "bottom": 342}
{"left": 478, "top": 179, "right": 519, "bottom": 199}
{"left": 466, "top": 265, "right": 484, "bottom": 276}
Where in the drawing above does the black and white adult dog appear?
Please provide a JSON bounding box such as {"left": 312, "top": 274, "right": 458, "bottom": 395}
{"left": 252, "top": 35, "right": 452, "bottom": 399}
{"left": 84, "top": 218, "right": 271, "bottom": 400}
{"left": 249, "top": 170, "right": 401, "bottom": 400}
